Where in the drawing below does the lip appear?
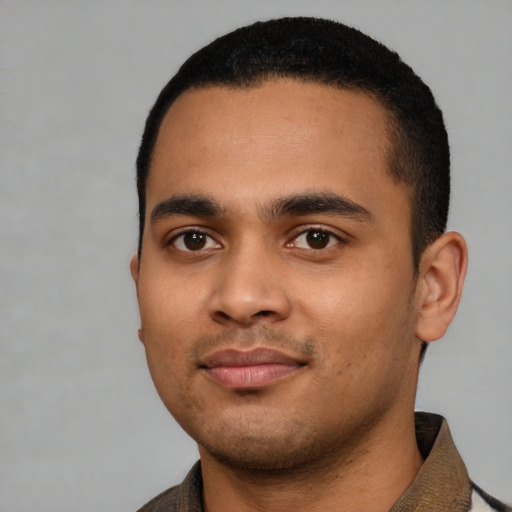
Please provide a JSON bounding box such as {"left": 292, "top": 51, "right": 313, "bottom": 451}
{"left": 200, "top": 348, "right": 306, "bottom": 390}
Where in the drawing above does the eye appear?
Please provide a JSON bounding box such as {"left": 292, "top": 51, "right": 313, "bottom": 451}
{"left": 170, "top": 231, "right": 221, "bottom": 252}
{"left": 290, "top": 229, "right": 341, "bottom": 250}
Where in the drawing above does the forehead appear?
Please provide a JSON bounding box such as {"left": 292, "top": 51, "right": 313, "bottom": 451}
{"left": 154, "top": 80, "right": 391, "bottom": 162}
{"left": 148, "top": 79, "right": 406, "bottom": 217}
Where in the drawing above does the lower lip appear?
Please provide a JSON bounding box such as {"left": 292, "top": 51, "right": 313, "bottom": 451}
{"left": 203, "top": 363, "right": 302, "bottom": 389}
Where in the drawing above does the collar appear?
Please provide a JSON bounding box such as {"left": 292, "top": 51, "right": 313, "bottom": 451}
{"left": 167, "top": 412, "right": 472, "bottom": 511}
{"left": 390, "top": 412, "right": 472, "bottom": 511}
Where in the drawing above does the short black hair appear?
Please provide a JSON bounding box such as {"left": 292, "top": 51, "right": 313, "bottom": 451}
{"left": 136, "top": 16, "right": 450, "bottom": 268}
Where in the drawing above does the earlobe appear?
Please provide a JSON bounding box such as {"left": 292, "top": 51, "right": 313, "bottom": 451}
{"left": 130, "top": 254, "right": 145, "bottom": 345}
{"left": 415, "top": 232, "right": 468, "bottom": 342}
{"left": 130, "top": 252, "right": 140, "bottom": 284}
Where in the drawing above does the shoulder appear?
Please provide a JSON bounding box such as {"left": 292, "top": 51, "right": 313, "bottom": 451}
{"left": 135, "top": 461, "right": 203, "bottom": 512}
{"left": 136, "top": 485, "right": 181, "bottom": 512}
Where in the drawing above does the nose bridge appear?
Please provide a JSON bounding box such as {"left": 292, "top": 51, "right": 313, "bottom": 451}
{"left": 209, "top": 236, "right": 291, "bottom": 325}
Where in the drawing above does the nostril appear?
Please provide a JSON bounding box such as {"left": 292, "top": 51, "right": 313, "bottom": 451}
{"left": 213, "top": 309, "right": 276, "bottom": 325}
{"left": 209, "top": 286, "right": 292, "bottom": 325}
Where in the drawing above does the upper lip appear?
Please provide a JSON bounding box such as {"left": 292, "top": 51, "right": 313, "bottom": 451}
{"left": 200, "top": 348, "right": 305, "bottom": 368}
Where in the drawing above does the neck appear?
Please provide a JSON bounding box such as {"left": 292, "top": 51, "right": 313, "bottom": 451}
{"left": 200, "top": 410, "right": 423, "bottom": 512}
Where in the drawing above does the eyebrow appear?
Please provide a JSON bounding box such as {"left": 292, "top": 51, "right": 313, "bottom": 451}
{"left": 268, "top": 192, "right": 373, "bottom": 222}
{"left": 151, "top": 195, "right": 223, "bottom": 223}
{"left": 150, "top": 192, "right": 372, "bottom": 224}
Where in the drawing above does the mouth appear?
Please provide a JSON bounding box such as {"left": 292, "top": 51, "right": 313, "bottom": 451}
{"left": 199, "top": 348, "right": 306, "bottom": 390}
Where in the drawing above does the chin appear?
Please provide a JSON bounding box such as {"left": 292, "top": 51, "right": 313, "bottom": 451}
{"left": 195, "top": 419, "right": 348, "bottom": 474}
{"left": 205, "top": 441, "right": 300, "bottom": 471}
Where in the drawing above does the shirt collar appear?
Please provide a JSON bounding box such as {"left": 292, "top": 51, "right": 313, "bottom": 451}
{"left": 176, "top": 413, "right": 472, "bottom": 511}
{"left": 390, "top": 412, "right": 472, "bottom": 511}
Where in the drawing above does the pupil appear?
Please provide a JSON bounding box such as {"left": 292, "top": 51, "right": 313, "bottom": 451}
{"left": 306, "top": 230, "right": 329, "bottom": 249}
{"left": 184, "top": 232, "right": 206, "bottom": 250}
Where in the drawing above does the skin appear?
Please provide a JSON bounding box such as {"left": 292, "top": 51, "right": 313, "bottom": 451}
{"left": 131, "top": 79, "right": 467, "bottom": 512}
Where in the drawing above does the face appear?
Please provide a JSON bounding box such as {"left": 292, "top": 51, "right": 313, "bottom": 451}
{"left": 132, "top": 80, "right": 423, "bottom": 471}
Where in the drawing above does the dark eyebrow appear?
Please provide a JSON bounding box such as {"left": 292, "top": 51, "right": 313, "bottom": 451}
{"left": 150, "top": 194, "right": 223, "bottom": 223}
{"left": 268, "top": 193, "right": 373, "bottom": 221}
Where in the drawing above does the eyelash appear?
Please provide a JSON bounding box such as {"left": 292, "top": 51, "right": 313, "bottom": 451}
{"left": 167, "top": 226, "right": 345, "bottom": 253}
{"left": 287, "top": 226, "right": 343, "bottom": 250}
{"left": 168, "top": 229, "right": 220, "bottom": 252}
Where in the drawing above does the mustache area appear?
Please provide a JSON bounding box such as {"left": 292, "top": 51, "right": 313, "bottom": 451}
{"left": 189, "top": 327, "right": 320, "bottom": 368}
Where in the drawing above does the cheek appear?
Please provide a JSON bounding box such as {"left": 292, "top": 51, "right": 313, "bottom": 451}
{"left": 139, "top": 268, "right": 206, "bottom": 335}
{"left": 139, "top": 284, "right": 201, "bottom": 416}
{"left": 137, "top": 280, "right": 198, "bottom": 385}
{"left": 297, "top": 260, "right": 415, "bottom": 356}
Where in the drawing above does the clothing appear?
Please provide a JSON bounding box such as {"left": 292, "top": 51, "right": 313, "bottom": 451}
{"left": 136, "top": 412, "right": 510, "bottom": 512}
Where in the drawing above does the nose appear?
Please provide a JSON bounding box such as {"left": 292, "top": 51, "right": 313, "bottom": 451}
{"left": 208, "top": 245, "right": 292, "bottom": 326}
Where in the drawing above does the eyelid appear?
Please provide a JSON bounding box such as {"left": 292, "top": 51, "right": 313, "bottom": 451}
{"left": 286, "top": 224, "right": 348, "bottom": 249}
{"left": 163, "top": 224, "right": 348, "bottom": 252}
{"left": 166, "top": 226, "right": 222, "bottom": 252}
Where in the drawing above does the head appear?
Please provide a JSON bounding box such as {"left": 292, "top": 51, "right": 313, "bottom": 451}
{"left": 136, "top": 17, "right": 450, "bottom": 269}
{"left": 131, "top": 18, "right": 466, "bottom": 473}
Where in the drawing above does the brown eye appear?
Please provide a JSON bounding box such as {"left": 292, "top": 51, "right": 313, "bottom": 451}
{"left": 183, "top": 232, "right": 207, "bottom": 250}
{"left": 306, "top": 230, "right": 330, "bottom": 249}
{"left": 291, "top": 229, "right": 340, "bottom": 250}
{"left": 171, "top": 231, "right": 220, "bottom": 252}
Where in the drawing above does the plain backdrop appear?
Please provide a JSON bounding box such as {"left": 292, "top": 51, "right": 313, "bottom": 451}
{"left": 1, "top": 1, "right": 510, "bottom": 511}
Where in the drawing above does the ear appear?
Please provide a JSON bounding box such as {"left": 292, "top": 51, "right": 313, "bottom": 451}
{"left": 130, "top": 252, "right": 140, "bottom": 285}
{"left": 130, "top": 253, "right": 146, "bottom": 345}
{"left": 415, "top": 232, "right": 468, "bottom": 342}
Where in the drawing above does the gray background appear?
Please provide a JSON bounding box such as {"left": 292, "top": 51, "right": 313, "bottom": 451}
{"left": 1, "top": 1, "right": 510, "bottom": 510}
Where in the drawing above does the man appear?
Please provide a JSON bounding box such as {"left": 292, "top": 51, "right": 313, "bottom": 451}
{"left": 130, "top": 17, "right": 510, "bottom": 512}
